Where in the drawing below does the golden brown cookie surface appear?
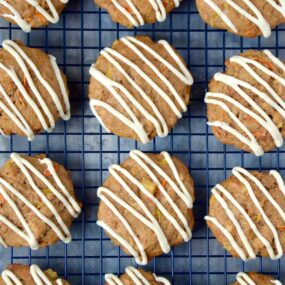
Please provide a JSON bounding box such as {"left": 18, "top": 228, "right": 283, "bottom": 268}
{"left": 105, "top": 266, "right": 171, "bottom": 285}
{"left": 206, "top": 167, "right": 285, "bottom": 261}
{"left": 0, "top": 0, "right": 67, "bottom": 32}
{"left": 97, "top": 150, "right": 195, "bottom": 265}
{"left": 89, "top": 36, "right": 193, "bottom": 143}
{"left": 206, "top": 50, "right": 285, "bottom": 156}
{"left": 196, "top": 0, "right": 285, "bottom": 38}
{"left": 0, "top": 40, "right": 70, "bottom": 140}
{"left": 0, "top": 264, "right": 70, "bottom": 285}
{"left": 0, "top": 153, "right": 81, "bottom": 249}
{"left": 95, "top": 0, "right": 182, "bottom": 28}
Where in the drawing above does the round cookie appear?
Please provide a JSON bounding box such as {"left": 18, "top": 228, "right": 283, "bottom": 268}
{"left": 0, "top": 153, "right": 81, "bottom": 249}
{"left": 205, "top": 49, "right": 285, "bottom": 156}
{"left": 0, "top": 39, "right": 70, "bottom": 141}
{"left": 205, "top": 167, "right": 285, "bottom": 261}
{"left": 196, "top": 0, "right": 285, "bottom": 38}
{"left": 94, "top": 0, "right": 183, "bottom": 28}
{"left": 0, "top": 264, "right": 69, "bottom": 285}
{"left": 0, "top": 0, "right": 68, "bottom": 32}
{"left": 89, "top": 36, "right": 193, "bottom": 144}
{"left": 97, "top": 150, "right": 195, "bottom": 265}
{"left": 0, "top": 264, "right": 70, "bottom": 285}
{"left": 105, "top": 266, "right": 171, "bottom": 285}
{"left": 232, "top": 272, "right": 282, "bottom": 285}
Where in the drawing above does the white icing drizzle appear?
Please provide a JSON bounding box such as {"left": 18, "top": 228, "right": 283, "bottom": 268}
{"left": 205, "top": 167, "right": 285, "bottom": 261}
{"left": 205, "top": 49, "right": 285, "bottom": 156}
{"left": 203, "top": 0, "right": 238, "bottom": 33}
{"left": 110, "top": 0, "right": 182, "bottom": 27}
{"left": 271, "top": 281, "right": 283, "bottom": 285}
{"left": 2, "top": 264, "right": 64, "bottom": 285}
{"left": 236, "top": 273, "right": 256, "bottom": 285}
{"left": 264, "top": 49, "right": 285, "bottom": 72}
{"left": 97, "top": 150, "right": 193, "bottom": 265}
{"left": 0, "top": 153, "right": 81, "bottom": 250}
{"left": 0, "top": 39, "right": 70, "bottom": 140}
{"left": 0, "top": 0, "right": 69, "bottom": 32}
{"left": 0, "top": 236, "right": 7, "bottom": 247}
{"left": 236, "top": 272, "right": 283, "bottom": 285}
{"left": 0, "top": 126, "right": 8, "bottom": 137}
{"left": 89, "top": 36, "right": 193, "bottom": 143}
{"left": 105, "top": 266, "right": 171, "bottom": 285}
{"left": 203, "top": 0, "right": 285, "bottom": 37}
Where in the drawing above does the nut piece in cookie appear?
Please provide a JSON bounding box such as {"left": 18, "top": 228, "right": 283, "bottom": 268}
{"left": 105, "top": 266, "right": 171, "bottom": 285}
{"left": 89, "top": 36, "right": 193, "bottom": 143}
{"left": 0, "top": 264, "right": 70, "bottom": 285}
{"left": 94, "top": 0, "right": 182, "bottom": 28}
{"left": 206, "top": 50, "right": 285, "bottom": 156}
{"left": 206, "top": 167, "right": 285, "bottom": 261}
{"left": 0, "top": 0, "right": 68, "bottom": 32}
{"left": 0, "top": 39, "right": 70, "bottom": 141}
{"left": 232, "top": 272, "right": 282, "bottom": 285}
{"left": 0, "top": 153, "right": 81, "bottom": 249}
{"left": 97, "top": 150, "right": 195, "bottom": 265}
{"left": 196, "top": 0, "right": 285, "bottom": 38}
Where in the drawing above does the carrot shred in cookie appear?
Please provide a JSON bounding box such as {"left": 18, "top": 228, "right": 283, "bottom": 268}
{"left": 161, "top": 179, "right": 168, "bottom": 188}
{"left": 277, "top": 225, "right": 285, "bottom": 231}
{"left": 248, "top": 56, "right": 274, "bottom": 70}
{"left": 22, "top": 76, "right": 29, "bottom": 91}
{"left": 44, "top": 164, "right": 60, "bottom": 177}
{"left": 0, "top": 194, "right": 4, "bottom": 203}
{"left": 123, "top": 5, "right": 132, "bottom": 13}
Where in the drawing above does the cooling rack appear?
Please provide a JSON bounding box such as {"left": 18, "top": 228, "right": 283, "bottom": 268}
{"left": 0, "top": 0, "right": 284, "bottom": 284}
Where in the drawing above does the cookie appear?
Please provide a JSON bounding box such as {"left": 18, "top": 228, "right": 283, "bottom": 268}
{"left": 0, "top": 0, "right": 68, "bottom": 32}
{"left": 205, "top": 167, "right": 285, "bottom": 261}
{"left": 94, "top": 0, "right": 182, "bottom": 28}
{"left": 97, "top": 150, "right": 195, "bottom": 265}
{"left": 205, "top": 50, "right": 285, "bottom": 156}
{"left": 89, "top": 36, "right": 193, "bottom": 143}
{"left": 196, "top": 0, "right": 285, "bottom": 38}
{"left": 0, "top": 153, "right": 81, "bottom": 249}
{"left": 105, "top": 266, "right": 171, "bottom": 285}
{"left": 0, "top": 40, "right": 70, "bottom": 141}
{"left": 232, "top": 272, "right": 282, "bottom": 285}
{"left": 0, "top": 264, "right": 69, "bottom": 285}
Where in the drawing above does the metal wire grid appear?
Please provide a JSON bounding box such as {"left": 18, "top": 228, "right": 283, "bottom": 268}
{"left": 0, "top": 0, "right": 284, "bottom": 284}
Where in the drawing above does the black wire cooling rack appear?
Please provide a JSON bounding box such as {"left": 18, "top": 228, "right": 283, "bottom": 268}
{"left": 0, "top": 1, "right": 284, "bottom": 284}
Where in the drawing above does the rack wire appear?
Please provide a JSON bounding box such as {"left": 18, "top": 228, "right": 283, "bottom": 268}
{"left": 0, "top": 0, "right": 284, "bottom": 284}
